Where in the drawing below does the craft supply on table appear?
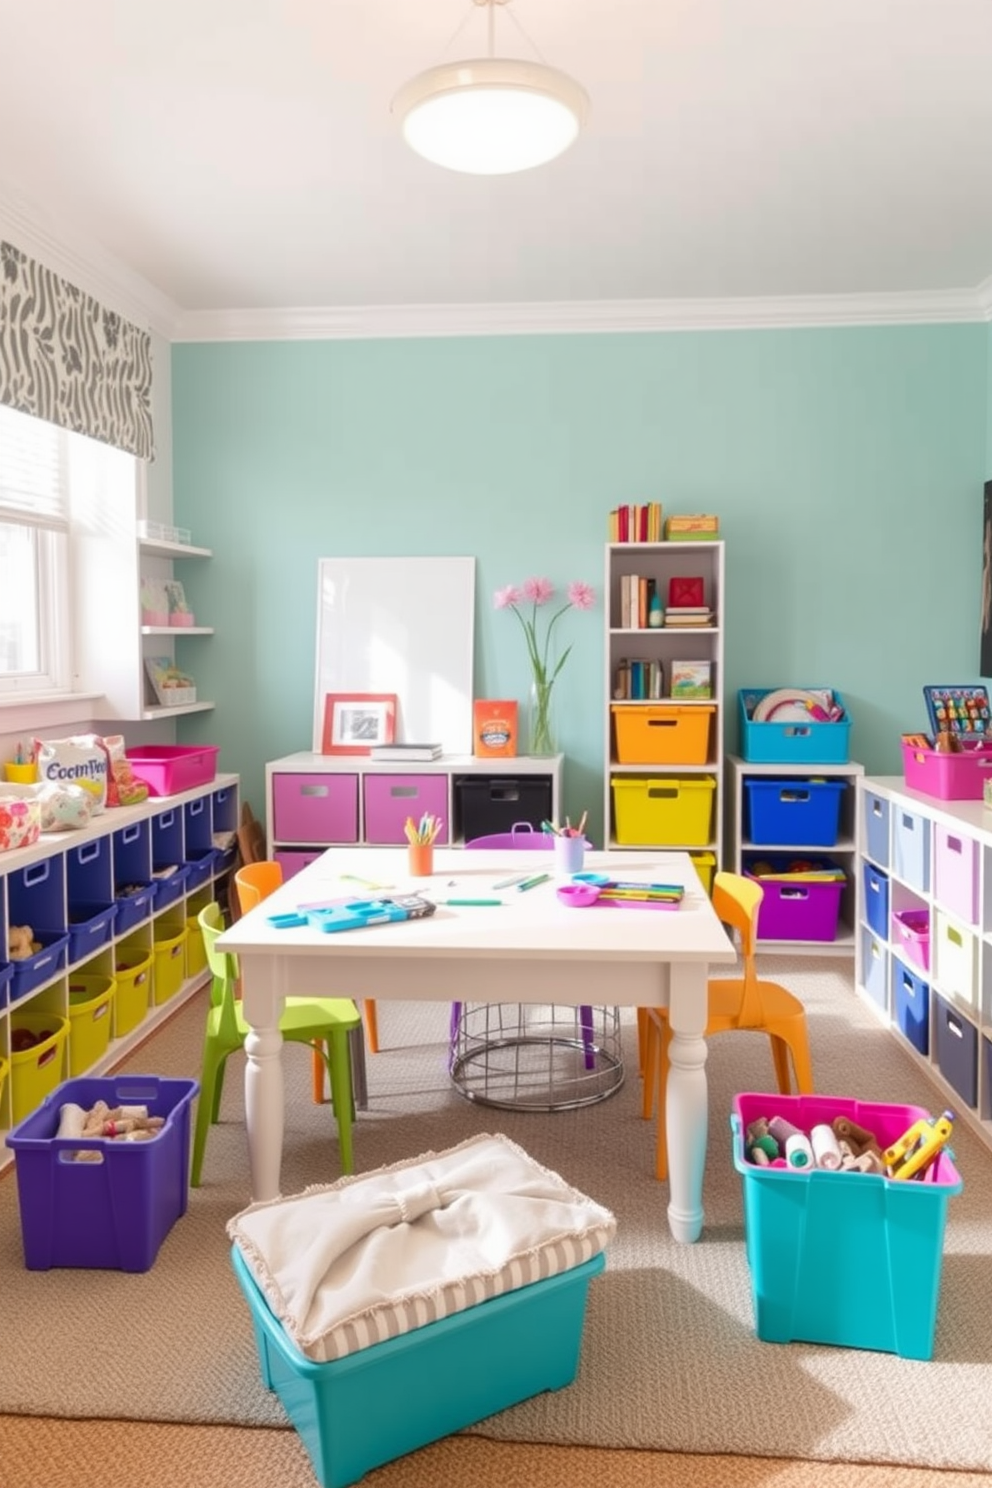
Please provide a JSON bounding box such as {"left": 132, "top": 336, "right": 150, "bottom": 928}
{"left": 517, "top": 872, "right": 551, "bottom": 893}
{"left": 558, "top": 876, "right": 685, "bottom": 910}
{"left": 405, "top": 813, "right": 441, "bottom": 876}
{"left": 270, "top": 895, "right": 437, "bottom": 934}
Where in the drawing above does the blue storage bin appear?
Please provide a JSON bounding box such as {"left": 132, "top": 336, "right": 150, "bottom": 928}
{"left": 5, "top": 1074, "right": 198, "bottom": 1271}
{"left": 863, "top": 789, "right": 890, "bottom": 867}
{"left": 8, "top": 855, "right": 66, "bottom": 943}
{"left": 744, "top": 778, "right": 846, "bottom": 847}
{"left": 0, "top": 962, "right": 11, "bottom": 1011}
{"left": 738, "top": 690, "right": 851, "bottom": 765}
{"left": 212, "top": 786, "right": 238, "bottom": 834}
{"left": 934, "top": 995, "right": 978, "bottom": 1109}
{"left": 893, "top": 957, "right": 929, "bottom": 1056}
{"left": 731, "top": 1091, "right": 962, "bottom": 1359}
{"left": 10, "top": 931, "right": 70, "bottom": 1002}
{"left": 67, "top": 835, "right": 113, "bottom": 911}
{"left": 184, "top": 848, "right": 218, "bottom": 894}
{"left": 861, "top": 926, "right": 888, "bottom": 1011}
{"left": 152, "top": 865, "right": 190, "bottom": 912}
{"left": 892, "top": 806, "right": 930, "bottom": 893}
{"left": 862, "top": 862, "right": 890, "bottom": 939}
{"left": 67, "top": 902, "right": 118, "bottom": 964}
{"left": 114, "top": 881, "right": 158, "bottom": 936}
{"left": 183, "top": 794, "right": 213, "bottom": 854}
{"left": 232, "top": 1244, "right": 604, "bottom": 1488}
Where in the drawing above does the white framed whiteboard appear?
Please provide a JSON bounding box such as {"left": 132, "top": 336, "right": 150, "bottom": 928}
{"left": 312, "top": 557, "right": 476, "bottom": 755}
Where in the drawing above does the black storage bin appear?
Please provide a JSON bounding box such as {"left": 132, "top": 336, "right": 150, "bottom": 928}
{"left": 455, "top": 776, "right": 553, "bottom": 844}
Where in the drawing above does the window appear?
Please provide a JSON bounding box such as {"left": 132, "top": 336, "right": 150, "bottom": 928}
{"left": 0, "top": 403, "right": 71, "bottom": 697}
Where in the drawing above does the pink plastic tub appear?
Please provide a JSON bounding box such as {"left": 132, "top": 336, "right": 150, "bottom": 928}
{"left": 891, "top": 908, "right": 930, "bottom": 973}
{"left": 125, "top": 746, "right": 219, "bottom": 797}
{"left": 901, "top": 742, "right": 992, "bottom": 801}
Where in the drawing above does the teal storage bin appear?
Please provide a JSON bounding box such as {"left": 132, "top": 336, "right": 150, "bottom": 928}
{"left": 738, "top": 689, "right": 851, "bottom": 764}
{"left": 731, "top": 1091, "right": 962, "bottom": 1359}
{"left": 232, "top": 1245, "right": 603, "bottom": 1488}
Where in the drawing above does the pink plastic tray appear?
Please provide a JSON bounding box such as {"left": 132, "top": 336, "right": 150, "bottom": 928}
{"left": 125, "top": 745, "right": 219, "bottom": 797}
{"left": 902, "top": 741, "right": 992, "bottom": 801}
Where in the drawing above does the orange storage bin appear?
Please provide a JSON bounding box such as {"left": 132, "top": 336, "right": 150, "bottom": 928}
{"left": 612, "top": 705, "right": 714, "bottom": 766}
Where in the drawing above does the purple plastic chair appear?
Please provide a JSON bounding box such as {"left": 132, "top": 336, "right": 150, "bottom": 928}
{"left": 453, "top": 824, "right": 595, "bottom": 1067}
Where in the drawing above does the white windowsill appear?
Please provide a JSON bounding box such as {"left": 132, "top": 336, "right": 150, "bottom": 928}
{"left": 0, "top": 692, "right": 107, "bottom": 733}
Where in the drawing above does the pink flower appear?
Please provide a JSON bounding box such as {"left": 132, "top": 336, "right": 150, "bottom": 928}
{"left": 493, "top": 585, "right": 521, "bottom": 610}
{"left": 567, "top": 581, "right": 595, "bottom": 611}
{"left": 522, "top": 576, "right": 555, "bottom": 605}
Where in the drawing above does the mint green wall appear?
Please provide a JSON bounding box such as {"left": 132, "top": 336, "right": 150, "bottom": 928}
{"left": 172, "top": 326, "right": 986, "bottom": 844}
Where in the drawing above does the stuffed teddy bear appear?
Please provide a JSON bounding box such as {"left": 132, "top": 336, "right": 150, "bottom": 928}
{"left": 7, "top": 925, "right": 39, "bottom": 960}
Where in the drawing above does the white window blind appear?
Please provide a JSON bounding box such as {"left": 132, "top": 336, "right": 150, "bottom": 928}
{"left": 0, "top": 402, "right": 69, "bottom": 530}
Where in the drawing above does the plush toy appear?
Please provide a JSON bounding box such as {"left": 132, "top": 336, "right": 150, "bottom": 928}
{"left": 8, "top": 925, "right": 39, "bottom": 960}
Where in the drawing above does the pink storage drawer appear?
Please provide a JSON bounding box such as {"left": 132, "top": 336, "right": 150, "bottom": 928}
{"left": 274, "top": 850, "right": 323, "bottom": 881}
{"left": 891, "top": 908, "right": 930, "bottom": 973}
{"left": 125, "top": 745, "right": 219, "bottom": 796}
{"left": 364, "top": 774, "right": 449, "bottom": 845}
{"left": 933, "top": 825, "right": 979, "bottom": 926}
{"left": 272, "top": 774, "right": 358, "bottom": 844}
{"left": 901, "top": 741, "right": 992, "bottom": 800}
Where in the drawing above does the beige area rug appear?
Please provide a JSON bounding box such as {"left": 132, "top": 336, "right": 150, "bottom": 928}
{"left": 0, "top": 959, "right": 991, "bottom": 1475}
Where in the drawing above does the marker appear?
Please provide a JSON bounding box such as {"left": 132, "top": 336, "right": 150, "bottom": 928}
{"left": 492, "top": 873, "right": 530, "bottom": 889}
{"left": 517, "top": 873, "right": 551, "bottom": 892}
{"left": 442, "top": 898, "right": 503, "bottom": 907}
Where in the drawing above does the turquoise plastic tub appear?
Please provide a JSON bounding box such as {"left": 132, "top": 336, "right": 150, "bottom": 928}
{"left": 232, "top": 1245, "right": 604, "bottom": 1488}
{"left": 731, "top": 1091, "right": 962, "bottom": 1359}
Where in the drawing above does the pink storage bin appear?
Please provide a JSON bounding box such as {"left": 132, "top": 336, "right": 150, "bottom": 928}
{"left": 141, "top": 609, "right": 169, "bottom": 627}
{"left": 891, "top": 908, "right": 930, "bottom": 973}
{"left": 901, "top": 741, "right": 992, "bottom": 800}
{"left": 274, "top": 850, "right": 323, "bottom": 880}
{"left": 933, "top": 825, "right": 979, "bottom": 925}
{"left": 170, "top": 612, "right": 195, "bottom": 627}
{"left": 125, "top": 746, "right": 219, "bottom": 797}
{"left": 271, "top": 774, "right": 358, "bottom": 844}
{"left": 364, "top": 774, "right": 448, "bottom": 845}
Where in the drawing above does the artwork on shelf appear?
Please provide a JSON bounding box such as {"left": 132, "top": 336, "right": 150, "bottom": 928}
{"left": 322, "top": 693, "right": 397, "bottom": 755}
{"left": 145, "top": 656, "right": 197, "bottom": 707}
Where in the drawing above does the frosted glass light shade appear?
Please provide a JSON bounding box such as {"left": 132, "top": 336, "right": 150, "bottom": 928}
{"left": 392, "top": 58, "right": 589, "bottom": 174}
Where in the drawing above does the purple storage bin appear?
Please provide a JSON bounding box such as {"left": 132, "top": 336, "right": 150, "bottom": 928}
{"left": 274, "top": 850, "right": 323, "bottom": 880}
{"left": 364, "top": 773, "right": 448, "bottom": 845}
{"left": 10, "top": 931, "right": 70, "bottom": 1002}
{"left": 891, "top": 908, "right": 930, "bottom": 973}
{"left": 745, "top": 857, "right": 845, "bottom": 942}
{"left": 272, "top": 773, "right": 358, "bottom": 844}
{"left": 5, "top": 1074, "right": 199, "bottom": 1270}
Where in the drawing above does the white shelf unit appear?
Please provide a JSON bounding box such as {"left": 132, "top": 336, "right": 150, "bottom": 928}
{"left": 78, "top": 510, "right": 215, "bottom": 720}
{"left": 855, "top": 775, "right": 992, "bottom": 1159}
{"left": 0, "top": 773, "right": 240, "bottom": 1172}
{"left": 266, "top": 753, "right": 562, "bottom": 870}
{"left": 603, "top": 541, "right": 724, "bottom": 874}
{"left": 726, "top": 754, "right": 864, "bottom": 956}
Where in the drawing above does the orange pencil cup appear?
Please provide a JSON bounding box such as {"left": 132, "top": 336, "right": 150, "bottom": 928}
{"left": 408, "top": 842, "right": 434, "bottom": 877}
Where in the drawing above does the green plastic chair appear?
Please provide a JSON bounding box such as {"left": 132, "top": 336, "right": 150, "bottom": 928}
{"left": 191, "top": 902, "right": 360, "bottom": 1187}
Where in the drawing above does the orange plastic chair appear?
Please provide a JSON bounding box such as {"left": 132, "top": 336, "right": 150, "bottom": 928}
{"left": 234, "top": 862, "right": 380, "bottom": 1073}
{"left": 640, "top": 871, "right": 814, "bottom": 1181}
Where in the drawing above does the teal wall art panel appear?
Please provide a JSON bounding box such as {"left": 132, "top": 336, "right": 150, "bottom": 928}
{"left": 172, "top": 324, "right": 986, "bottom": 845}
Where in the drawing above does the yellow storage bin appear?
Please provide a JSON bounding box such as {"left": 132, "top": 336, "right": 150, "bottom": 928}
{"left": 68, "top": 974, "right": 116, "bottom": 1077}
{"left": 612, "top": 705, "right": 715, "bottom": 766}
{"left": 185, "top": 909, "right": 208, "bottom": 979}
{"left": 690, "top": 851, "right": 717, "bottom": 896}
{"left": 9, "top": 1014, "right": 69, "bottom": 1125}
{"left": 612, "top": 776, "right": 716, "bottom": 847}
{"left": 115, "top": 950, "right": 153, "bottom": 1036}
{"left": 152, "top": 923, "right": 188, "bottom": 1006}
{"left": 0, "top": 1053, "right": 8, "bottom": 1116}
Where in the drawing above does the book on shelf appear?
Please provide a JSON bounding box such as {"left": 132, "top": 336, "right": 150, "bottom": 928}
{"left": 473, "top": 699, "right": 518, "bottom": 757}
{"left": 670, "top": 660, "right": 713, "bottom": 699}
{"left": 664, "top": 607, "right": 713, "bottom": 627}
{"left": 664, "top": 513, "right": 720, "bottom": 540}
{"left": 613, "top": 658, "right": 663, "bottom": 700}
{"left": 609, "top": 502, "right": 663, "bottom": 543}
{"left": 369, "top": 742, "right": 444, "bottom": 761}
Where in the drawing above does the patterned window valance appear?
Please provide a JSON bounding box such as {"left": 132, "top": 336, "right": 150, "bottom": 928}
{"left": 0, "top": 240, "right": 154, "bottom": 460}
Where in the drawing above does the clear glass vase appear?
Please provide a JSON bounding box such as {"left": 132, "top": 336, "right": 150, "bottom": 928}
{"left": 528, "top": 676, "right": 557, "bottom": 756}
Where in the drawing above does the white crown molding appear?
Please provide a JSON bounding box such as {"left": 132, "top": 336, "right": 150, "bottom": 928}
{"left": 174, "top": 287, "right": 986, "bottom": 343}
{"left": 0, "top": 184, "right": 182, "bottom": 340}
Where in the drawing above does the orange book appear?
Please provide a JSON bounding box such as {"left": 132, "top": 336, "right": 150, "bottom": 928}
{"left": 473, "top": 699, "right": 518, "bottom": 757}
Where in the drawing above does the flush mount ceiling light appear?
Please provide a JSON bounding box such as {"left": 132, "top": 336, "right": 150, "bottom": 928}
{"left": 392, "top": 0, "right": 589, "bottom": 175}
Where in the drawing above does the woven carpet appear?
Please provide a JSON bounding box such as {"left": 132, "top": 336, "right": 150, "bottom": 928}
{"left": 1, "top": 958, "right": 991, "bottom": 1475}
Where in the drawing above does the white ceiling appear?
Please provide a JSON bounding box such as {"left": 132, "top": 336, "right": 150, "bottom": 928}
{"left": 3, "top": 0, "right": 992, "bottom": 336}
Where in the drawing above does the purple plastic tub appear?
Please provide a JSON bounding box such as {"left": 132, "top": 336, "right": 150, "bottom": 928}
{"left": 5, "top": 1074, "right": 198, "bottom": 1270}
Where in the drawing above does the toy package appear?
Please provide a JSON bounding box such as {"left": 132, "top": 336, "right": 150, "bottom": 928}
{"left": 100, "top": 734, "right": 150, "bottom": 807}
{"left": 33, "top": 734, "right": 108, "bottom": 813}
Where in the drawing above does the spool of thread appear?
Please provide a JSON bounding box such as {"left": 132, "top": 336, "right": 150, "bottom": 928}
{"left": 811, "top": 1123, "right": 842, "bottom": 1170}
{"left": 769, "top": 1115, "right": 804, "bottom": 1148}
{"left": 747, "top": 1133, "right": 779, "bottom": 1165}
{"left": 785, "top": 1132, "right": 814, "bottom": 1169}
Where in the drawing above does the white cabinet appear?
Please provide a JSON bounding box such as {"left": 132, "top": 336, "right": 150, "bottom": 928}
{"left": 266, "top": 753, "right": 562, "bottom": 869}
{"left": 856, "top": 775, "right": 992, "bottom": 1157}
{"left": 603, "top": 541, "right": 724, "bottom": 881}
{"left": 0, "top": 773, "right": 239, "bottom": 1169}
{"left": 726, "top": 755, "right": 864, "bottom": 955}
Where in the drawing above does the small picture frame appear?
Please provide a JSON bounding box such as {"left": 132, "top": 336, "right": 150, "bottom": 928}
{"left": 322, "top": 693, "right": 397, "bottom": 755}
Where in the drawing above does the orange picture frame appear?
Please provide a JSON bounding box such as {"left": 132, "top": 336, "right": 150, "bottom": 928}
{"left": 321, "top": 693, "right": 397, "bottom": 755}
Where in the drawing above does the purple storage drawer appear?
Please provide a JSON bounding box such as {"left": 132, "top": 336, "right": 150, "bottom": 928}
{"left": 272, "top": 773, "right": 358, "bottom": 844}
{"left": 933, "top": 826, "right": 979, "bottom": 926}
{"left": 275, "top": 850, "right": 323, "bottom": 881}
{"left": 364, "top": 774, "right": 449, "bottom": 845}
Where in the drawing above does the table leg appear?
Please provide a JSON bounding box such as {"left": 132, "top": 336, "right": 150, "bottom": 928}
{"left": 241, "top": 953, "right": 287, "bottom": 1202}
{"left": 349, "top": 1024, "right": 369, "bottom": 1110}
{"left": 665, "top": 960, "right": 710, "bottom": 1243}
